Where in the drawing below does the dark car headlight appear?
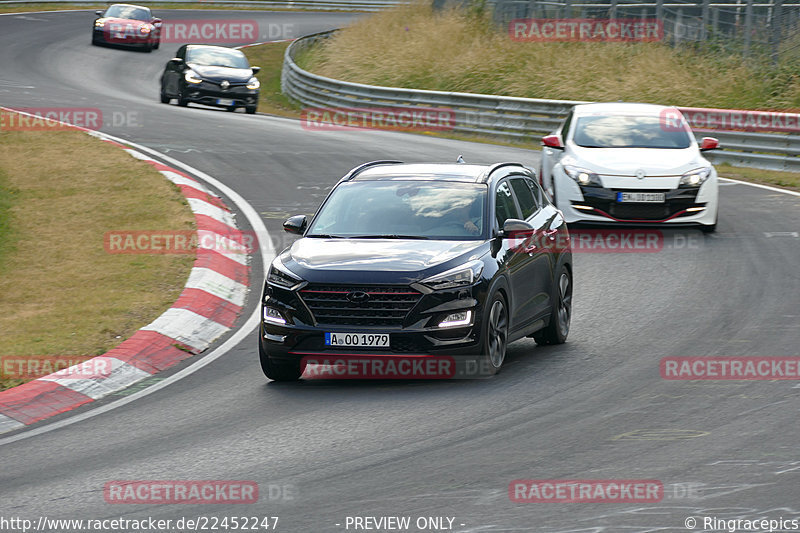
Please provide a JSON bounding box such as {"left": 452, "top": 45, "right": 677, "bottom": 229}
{"left": 246, "top": 77, "right": 260, "bottom": 90}
{"left": 267, "top": 256, "right": 304, "bottom": 290}
{"left": 184, "top": 70, "right": 203, "bottom": 84}
{"left": 420, "top": 260, "right": 483, "bottom": 291}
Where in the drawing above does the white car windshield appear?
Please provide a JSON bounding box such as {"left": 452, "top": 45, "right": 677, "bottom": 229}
{"left": 573, "top": 114, "right": 692, "bottom": 149}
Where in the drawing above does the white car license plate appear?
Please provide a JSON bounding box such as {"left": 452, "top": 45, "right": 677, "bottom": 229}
{"left": 325, "top": 333, "right": 390, "bottom": 348}
{"left": 617, "top": 192, "right": 665, "bottom": 203}
{"left": 216, "top": 98, "right": 234, "bottom": 106}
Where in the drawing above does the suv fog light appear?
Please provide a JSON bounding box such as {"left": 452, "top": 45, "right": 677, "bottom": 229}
{"left": 263, "top": 306, "right": 286, "bottom": 325}
{"left": 438, "top": 310, "right": 472, "bottom": 328}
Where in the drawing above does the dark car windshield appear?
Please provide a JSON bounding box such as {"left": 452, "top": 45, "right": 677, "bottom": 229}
{"left": 573, "top": 114, "right": 692, "bottom": 149}
{"left": 185, "top": 46, "right": 250, "bottom": 69}
{"left": 307, "top": 181, "right": 487, "bottom": 240}
{"left": 104, "top": 5, "right": 151, "bottom": 21}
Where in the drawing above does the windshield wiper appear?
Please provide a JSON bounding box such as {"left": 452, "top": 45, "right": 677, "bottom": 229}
{"left": 350, "top": 234, "right": 430, "bottom": 240}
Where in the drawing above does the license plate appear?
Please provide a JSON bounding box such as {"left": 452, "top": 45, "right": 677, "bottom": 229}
{"left": 617, "top": 192, "right": 665, "bottom": 203}
{"left": 216, "top": 98, "right": 234, "bottom": 106}
{"left": 325, "top": 333, "right": 390, "bottom": 348}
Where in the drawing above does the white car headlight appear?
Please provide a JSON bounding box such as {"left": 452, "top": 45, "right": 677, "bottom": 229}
{"left": 679, "top": 167, "right": 712, "bottom": 188}
{"left": 563, "top": 165, "right": 603, "bottom": 187}
{"left": 95, "top": 19, "right": 106, "bottom": 27}
{"left": 246, "top": 77, "right": 260, "bottom": 90}
{"left": 184, "top": 70, "right": 203, "bottom": 84}
{"left": 140, "top": 24, "right": 152, "bottom": 34}
{"left": 420, "top": 260, "right": 483, "bottom": 291}
{"left": 267, "top": 256, "right": 303, "bottom": 290}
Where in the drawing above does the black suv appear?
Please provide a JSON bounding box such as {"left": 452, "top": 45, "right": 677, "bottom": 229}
{"left": 259, "top": 161, "right": 573, "bottom": 381}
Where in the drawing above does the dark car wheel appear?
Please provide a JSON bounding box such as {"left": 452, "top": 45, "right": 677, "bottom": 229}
{"left": 153, "top": 40, "right": 160, "bottom": 50}
{"left": 159, "top": 86, "right": 169, "bottom": 104}
{"left": 177, "top": 90, "right": 189, "bottom": 107}
{"left": 245, "top": 105, "right": 257, "bottom": 115}
{"left": 259, "top": 342, "right": 305, "bottom": 382}
{"left": 533, "top": 265, "right": 572, "bottom": 346}
{"left": 481, "top": 292, "right": 508, "bottom": 374}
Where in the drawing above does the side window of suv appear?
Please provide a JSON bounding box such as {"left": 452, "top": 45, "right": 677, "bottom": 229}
{"left": 509, "top": 177, "right": 539, "bottom": 220}
{"left": 495, "top": 181, "right": 520, "bottom": 228}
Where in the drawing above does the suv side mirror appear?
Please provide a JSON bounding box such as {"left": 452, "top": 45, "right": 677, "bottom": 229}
{"left": 542, "top": 134, "right": 564, "bottom": 149}
{"left": 500, "top": 218, "right": 534, "bottom": 237}
{"left": 95, "top": 10, "right": 103, "bottom": 16}
{"left": 152, "top": 18, "right": 162, "bottom": 25}
{"left": 283, "top": 215, "right": 307, "bottom": 235}
{"left": 699, "top": 137, "right": 719, "bottom": 151}
{"left": 251, "top": 66, "right": 261, "bottom": 75}
{"left": 169, "top": 57, "right": 184, "bottom": 67}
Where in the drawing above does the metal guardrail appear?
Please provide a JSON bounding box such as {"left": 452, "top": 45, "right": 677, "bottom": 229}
{"left": 0, "top": 0, "right": 408, "bottom": 11}
{"left": 283, "top": 30, "right": 800, "bottom": 171}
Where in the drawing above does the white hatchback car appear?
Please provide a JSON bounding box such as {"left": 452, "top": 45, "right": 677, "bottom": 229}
{"left": 540, "top": 102, "right": 719, "bottom": 232}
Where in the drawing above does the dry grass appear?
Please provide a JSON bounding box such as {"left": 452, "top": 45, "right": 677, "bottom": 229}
{"left": 0, "top": 123, "right": 195, "bottom": 390}
{"left": 304, "top": 3, "right": 800, "bottom": 111}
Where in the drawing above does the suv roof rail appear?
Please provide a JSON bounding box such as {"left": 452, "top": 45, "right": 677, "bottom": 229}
{"left": 343, "top": 160, "right": 404, "bottom": 181}
{"left": 478, "top": 162, "right": 525, "bottom": 183}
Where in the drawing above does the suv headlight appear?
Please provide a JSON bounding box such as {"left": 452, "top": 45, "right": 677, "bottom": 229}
{"left": 563, "top": 165, "right": 603, "bottom": 187}
{"left": 140, "top": 24, "right": 152, "bottom": 34}
{"left": 679, "top": 167, "right": 712, "bottom": 188}
{"left": 95, "top": 19, "right": 105, "bottom": 27}
{"left": 267, "top": 256, "right": 303, "bottom": 290}
{"left": 420, "top": 260, "right": 483, "bottom": 291}
{"left": 246, "top": 77, "right": 260, "bottom": 90}
{"left": 184, "top": 70, "right": 203, "bottom": 84}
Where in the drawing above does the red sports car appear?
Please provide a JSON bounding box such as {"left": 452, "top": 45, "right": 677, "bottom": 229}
{"left": 92, "top": 4, "right": 161, "bottom": 52}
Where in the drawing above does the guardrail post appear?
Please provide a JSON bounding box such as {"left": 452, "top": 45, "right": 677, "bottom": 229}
{"left": 700, "top": 0, "right": 710, "bottom": 41}
{"left": 656, "top": 0, "right": 664, "bottom": 23}
{"left": 744, "top": 0, "right": 753, "bottom": 56}
{"left": 771, "top": 0, "right": 784, "bottom": 64}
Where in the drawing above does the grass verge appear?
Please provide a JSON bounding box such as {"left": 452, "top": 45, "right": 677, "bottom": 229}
{"left": 0, "top": 117, "right": 195, "bottom": 391}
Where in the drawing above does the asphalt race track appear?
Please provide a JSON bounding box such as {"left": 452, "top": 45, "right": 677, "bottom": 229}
{"left": 1, "top": 9, "right": 799, "bottom": 532}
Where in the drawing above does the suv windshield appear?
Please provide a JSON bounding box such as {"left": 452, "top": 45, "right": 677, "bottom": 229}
{"left": 573, "top": 114, "right": 692, "bottom": 149}
{"left": 186, "top": 46, "right": 250, "bottom": 69}
{"left": 307, "top": 181, "right": 487, "bottom": 240}
{"left": 104, "top": 5, "right": 150, "bottom": 21}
